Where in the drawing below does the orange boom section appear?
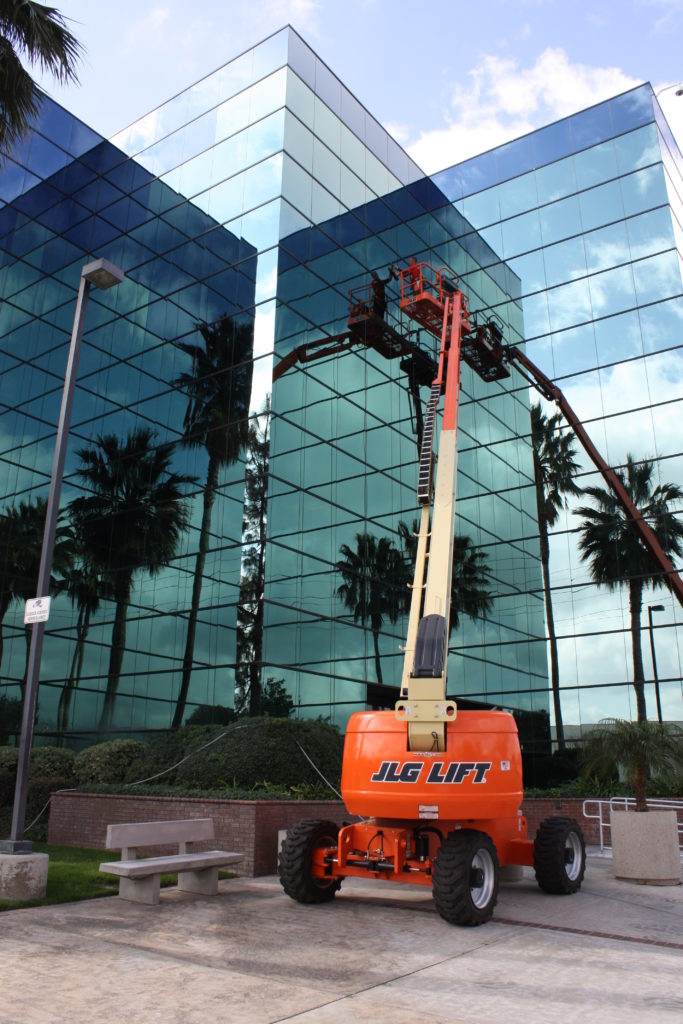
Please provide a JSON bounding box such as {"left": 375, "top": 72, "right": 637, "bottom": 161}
{"left": 341, "top": 709, "right": 523, "bottom": 821}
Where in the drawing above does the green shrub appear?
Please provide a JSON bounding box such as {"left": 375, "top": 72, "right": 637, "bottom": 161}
{"left": 175, "top": 717, "right": 343, "bottom": 791}
{"left": 0, "top": 747, "right": 18, "bottom": 807}
{"left": 75, "top": 739, "right": 148, "bottom": 786}
{"left": 30, "top": 747, "right": 76, "bottom": 783}
{"left": 123, "top": 725, "right": 224, "bottom": 785}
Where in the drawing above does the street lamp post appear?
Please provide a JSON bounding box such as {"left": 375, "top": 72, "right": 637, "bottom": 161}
{"left": 0, "top": 258, "right": 124, "bottom": 856}
{"left": 647, "top": 603, "right": 666, "bottom": 724}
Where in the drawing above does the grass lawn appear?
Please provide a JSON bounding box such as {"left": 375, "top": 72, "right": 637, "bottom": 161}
{"left": 0, "top": 843, "right": 189, "bottom": 912}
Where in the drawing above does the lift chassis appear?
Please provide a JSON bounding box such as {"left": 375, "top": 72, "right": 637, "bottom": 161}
{"left": 280, "top": 261, "right": 682, "bottom": 925}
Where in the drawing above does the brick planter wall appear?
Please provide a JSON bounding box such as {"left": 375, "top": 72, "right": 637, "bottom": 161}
{"left": 48, "top": 791, "right": 680, "bottom": 875}
{"left": 48, "top": 792, "right": 351, "bottom": 877}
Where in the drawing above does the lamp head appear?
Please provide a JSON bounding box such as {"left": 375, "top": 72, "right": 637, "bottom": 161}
{"left": 82, "top": 258, "right": 124, "bottom": 290}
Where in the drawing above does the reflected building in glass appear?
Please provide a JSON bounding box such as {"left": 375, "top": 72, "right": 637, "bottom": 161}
{"left": 0, "top": 27, "right": 681, "bottom": 745}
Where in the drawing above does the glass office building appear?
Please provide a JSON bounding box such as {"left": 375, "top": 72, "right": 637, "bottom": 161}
{"left": 434, "top": 85, "right": 683, "bottom": 729}
{"left": 1, "top": 27, "right": 680, "bottom": 744}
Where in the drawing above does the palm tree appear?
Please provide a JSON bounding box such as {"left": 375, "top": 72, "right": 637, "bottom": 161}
{"left": 577, "top": 455, "right": 683, "bottom": 722}
{"left": 0, "top": 2, "right": 82, "bottom": 155}
{"left": 397, "top": 521, "right": 494, "bottom": 635}
{"left": 236, "top": 398, "right": 271, "bottom": 717}
{"left": 0, "top": 498, "right": 72, "bottom": 697}
{"left": 171, "top": 315, "right": 253, "bottom": 729}
{"left": 336, "top": 532, "right": 409, "bottom": 686}
{"left": 531, "top": 402, "right": 581, "bottom": 750}
{"left": 68, "top": 428, "right": 192, "bottom": 731}
{"left": 56, "top": 542, "right": 114, "bottom": 733}
{"left": 582, "top": 718, "right": 683, "bottom": 812}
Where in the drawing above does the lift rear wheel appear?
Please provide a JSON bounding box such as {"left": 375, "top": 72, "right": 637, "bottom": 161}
{"left": 279, "top": 819, "right": 342, "bottom": 904}
{"left": 432, "top": 829, "right": 499, "bottom": 926}
{"left": 534, "top": 817, "right": 586, "bottom": 894}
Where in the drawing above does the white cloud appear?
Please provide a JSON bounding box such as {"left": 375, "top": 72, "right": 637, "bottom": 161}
{"left": 406, "top": 48, "right": 641, "bottom": 173}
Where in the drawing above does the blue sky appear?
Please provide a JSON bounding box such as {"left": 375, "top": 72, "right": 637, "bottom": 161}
{"left": 35, "top": 0, "right": 683, "bottom": 173}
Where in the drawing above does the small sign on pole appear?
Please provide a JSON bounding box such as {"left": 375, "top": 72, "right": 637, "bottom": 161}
{"left": 24, "top": 597, "right": 51, "bottom": 624}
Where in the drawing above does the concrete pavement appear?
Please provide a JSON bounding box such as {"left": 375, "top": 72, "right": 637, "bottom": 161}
{"left": 1, "top": 852, "right": 681, "bottom": 1023}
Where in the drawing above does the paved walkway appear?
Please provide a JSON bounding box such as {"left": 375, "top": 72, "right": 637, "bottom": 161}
{"left": 1, "top": 852, "right": 681, "bottom": 1023}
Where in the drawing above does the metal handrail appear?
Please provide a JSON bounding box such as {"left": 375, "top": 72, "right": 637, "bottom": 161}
{"left": 582, "top": 797, "right": 683, "bottom": 852}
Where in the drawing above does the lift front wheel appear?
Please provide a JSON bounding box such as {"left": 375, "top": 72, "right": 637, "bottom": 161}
{"left": 534, "top": 816, "right": 586, "bottom": 894}
{"left": 279, "top": 819, "right": 342, "bottom": 904}
{"left": 432, "top": 829, "right": 499, "bottom": 926}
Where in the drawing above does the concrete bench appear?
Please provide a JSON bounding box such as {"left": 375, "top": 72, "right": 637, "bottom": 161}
{"left": 99, "top": 818, "right": 243, "bottom": 905}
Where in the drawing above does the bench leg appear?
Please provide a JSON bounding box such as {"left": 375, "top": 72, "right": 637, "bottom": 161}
{"left": 177, "top": 866, "right": 219, "bottom": 895}
{"left": 119, "top": 875, "right": 161, "bottom": 905}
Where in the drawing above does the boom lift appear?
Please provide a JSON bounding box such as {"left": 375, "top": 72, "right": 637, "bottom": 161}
{"left": 279, "top": 261, "right": 683, "bottom": 927}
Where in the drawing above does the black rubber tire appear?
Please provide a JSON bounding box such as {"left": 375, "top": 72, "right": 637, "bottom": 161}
{"left": 279, "top": 818, "right": 342, "bottom": 904}
{"left": 432, "top": 829, "right": 500, "bottom": 926}
{"left": 534, "top": 816, "right": 586, "bottom": 894}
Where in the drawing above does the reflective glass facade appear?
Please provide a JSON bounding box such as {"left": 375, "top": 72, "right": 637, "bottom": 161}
{"left": 2, "top": 29, "right": 680, "bottom": 745}
{"left": 434, "top": 85, "right": 683, "bottom": 730}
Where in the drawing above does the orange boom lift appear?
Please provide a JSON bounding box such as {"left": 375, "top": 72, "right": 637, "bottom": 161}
{"left": 279, "top": 261, "right": 683, "bottom": 926}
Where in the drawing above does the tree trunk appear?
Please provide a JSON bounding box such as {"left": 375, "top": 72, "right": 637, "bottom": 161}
{"left": 58, "top": 604, "right": 88, "bottom": 733}
{"left": 372, "top": 627, "right": 383, "bottom": 686}
{"left": 536, "top": 486, "right": 565, "bottom": 750}
{"left": 629, "top": 578, "right": 647, "bottom": 722}
{"left": 634, "top": 762, "right": 648, "bottom": 812}
{"left": 172, "top": 456, "right": 219, "bottom": 729}
{"left": 99, "top": 578, "right": 131, "bottom": 731}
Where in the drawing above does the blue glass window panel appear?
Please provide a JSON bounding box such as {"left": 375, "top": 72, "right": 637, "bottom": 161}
{"left": 501, "top": 209, "right": 542, "bottom": 258}
{"left": 67, "top": 118, "right": 103, "bottom": 159}
{"left": 495, "top": 137, "right": 534, "bottom": 182}
{"left": 0, "top": 158, "right": 41, "bottom": 203}
{"left": 532, "top": 119, "right": 573, "bottom": 168}
{"left": 340, "top": 123, "right": 366, "bottom": 181}
{"left": 521, "top": 292, "right": 550, "bottom": 339}
{"left": 314, "top": 96, "right": 341, "bottom": 152}
{"left": 574, "top": 140, "right": 618, "bottom": 190}
{"left": 632, "top": 250, "right": 681, "bottom": 305}
{"left": 540, "top": 195, "right": 581, "bottom": 244}
{"left": 639, "top": 296, "right": 683, "bottom": 353}
{"left": 609, "top": 86, "right": 654, "bottom": 136}
{"left": 551, "top": 323, "right": 597, "bottom": 378}
{"left": 247, "top": 107, "right": 285, "bottom": 166}
{"left": 314, "top": 58, "right": 342, "bottom": 118}
{"left": 51, "top": 157, "right": 98, "bottom": 197}
{"left": 626, "top": 206, "right": 675, "bottom": 260}
{"left": 497, "top": 172, "right": 537, "bottom": 219}
{"left": 252, "top": 27, "right": 288, "bottom": 81}
{"left": 226, "top": 199, "right": 281, "bottom": 253}
{"left": 462, "top": 188, "right": 500, "bottom": 228}
{"left": 594, "top": 309, "right": 642, "bottom": 366}
{"left": 588, "top": 263, "right": 636, "bottom": 318}
{"left": 584, "top": 221, "right": 629, "bottom": 274}
{"left": 290, "top": 29, "right": 319, "bottom": 91}
{"left": 613, "top": 123, "right": 660, "bottom": 174}
{"left": 285, "top": 67, "right": 315, "bottom": 126}
{"left": 456, "top": 151, "right": 499, "bottom": 196}
{"left": 620, "top": 165, "right": 668, "bottom": 217}
{"left": 364, "top": 113, "right": 388, "bottom": 167}
{"left": 13, "top": 180, "right": 61, "bottom": 219}
{"left": 38, "top": 196, "right": 90, "bottom": 236}
{"left": 535, "top": 157, "right": 576, "bottom": 205}
{"left": 543, "top": 236, "right": 587, "bottom": 288}
{"left": 73, "top": 176, "right": 124, "bottom": 213}
{"left": 284, "top": 110, "right": 313, "bottom": 172}
{"left": 62, "top": 214, "right": 120, "bottom": 252}
{"left": 578, "top": 181, "right": 624, "bottom": 232}
{"left": 508, "top": 251, "right": 546, "bottom": 295}
{"left": 340, "top": 85, "right": 365, "bottom": 140}
{"left": 547, "top": 278, "right": 592, "bottom": 331}
{"left": 570, "top": 101, "right": 612, "bottom": 152}
{"left": 340, "top": 165, "right": 368, "bottom": 213}
{"left": 313, "top": 139, "right": 341, "bottom": 197}
{"left": 477, "top": 223, "right": 504, "bottom": 261}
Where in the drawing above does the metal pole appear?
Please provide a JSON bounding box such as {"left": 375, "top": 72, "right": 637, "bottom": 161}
{"left": 1, "top": 274, "right": 91, "bottom": 853}
{"left": 648, "top": 606, "right": 664, "bottom": 724}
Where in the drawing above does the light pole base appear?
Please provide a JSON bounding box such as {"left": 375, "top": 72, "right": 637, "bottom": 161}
{"left": 0, "top": 839, "right": 33, "bottom": 854}
{"left": 0, "top": 852, "right": 49, "bottom": 900}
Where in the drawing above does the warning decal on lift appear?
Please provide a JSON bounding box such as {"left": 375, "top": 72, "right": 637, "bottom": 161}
{"left": 419, "top": 805, "right": 439, "bottom": 819}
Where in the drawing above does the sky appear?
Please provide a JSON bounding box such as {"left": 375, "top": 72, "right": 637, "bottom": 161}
{"left": 25, "top": 0, "right": 683, "bottom": 725}
{"left": 32, "top": 0, "right": 683, "bottom": 175}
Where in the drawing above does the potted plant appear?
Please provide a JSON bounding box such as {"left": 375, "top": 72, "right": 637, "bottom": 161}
{"left": 582, "top": 718, "right": 682, "bottom": 885}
